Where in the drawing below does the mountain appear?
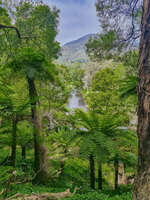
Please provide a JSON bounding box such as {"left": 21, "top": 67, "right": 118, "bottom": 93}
{"left": 58, "top": 34, "right": 97, "bottom": 64}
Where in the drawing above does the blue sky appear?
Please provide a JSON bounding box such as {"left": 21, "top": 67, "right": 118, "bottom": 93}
{"left": 44, "top": 0, "right": 100, "bottom": 45}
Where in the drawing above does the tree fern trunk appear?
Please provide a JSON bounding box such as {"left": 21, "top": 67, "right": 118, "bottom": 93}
{"left": 21, "top": 146, "right": 26, "bottom": 159}
{"left": 98, "top": 163, "right": 102, "bottom": 190}
{"left": 114, "top": 159, "right": 119, "bottom": 190}
{"left": 27, "top": 77, "right": 50, "bottom": 184}
{"left": 133, "top": 0, "right": 150, "bottom": 199}
{"left": 21, "top": 145, "right": 26, "bottom": 172}
{"left": 11, "top": 116, "right": 18, "bottom": 167}
{"left": 89, "top": 154, "right": 95, "bottom": 189}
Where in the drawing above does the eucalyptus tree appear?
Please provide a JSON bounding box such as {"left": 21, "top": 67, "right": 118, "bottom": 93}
{"left": 93, "top": 0, "right": 150, "bottom": 198}
{"left": 86, "top": 0, "right": 142, "bottom": 61}
{"left": 133, "top": 2, "right": 150, "bottom": 199}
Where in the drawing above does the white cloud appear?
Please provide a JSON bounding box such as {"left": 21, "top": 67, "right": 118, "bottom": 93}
{"left": 44, "top": 0, "right": 100, "bottom": 45}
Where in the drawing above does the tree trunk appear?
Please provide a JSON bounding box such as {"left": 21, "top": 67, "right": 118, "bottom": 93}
{"left": 10, "top": 116, "right": 18, "bottom": 167}
{"left": 21, "top": 146, "right": 26, "bottom": 172}
{"left": 60, "top": 160, "right": 65, "bottom": 174}
{"left": 27, "top": 77, "right": 50, "bottom": 184}
{"left": 89, "top": 154, "right": 95, "bottom": 189}
{"left": 114, "top": 159, "right": 119, "bottom": 190}
{"left": 133, "top": 0, "right": 150, "bottom": 199}
{"left": 21, "top": 146, "right": 26, "bottom": 160}
{"left": 98, "top": 163, "right": 102, "bottom": 190}
{"left": 118, "top": 162, "right": 126, "bottom": 185}
{"left": 60, "top": 149, "right": 67, "bottom": 175}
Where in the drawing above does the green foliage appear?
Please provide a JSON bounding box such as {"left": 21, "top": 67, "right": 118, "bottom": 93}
{"left": 119, "top": 50, "right": 138, "bottom": 98}
{"left": 0, "top": 0, "right": 138, "bottom": 196}
{"left": 74, "top": 109, "right": 127, "bottom": 163}
{"left": 64, "top": 192, "right": 110, "bottom": 200}
{"left": 92, "top": 67, "right": 116, "bottom": 92}
{"left": 0, "top": 3, "right": 10, "bottom": 25}
{"left": 119, "top": 51, "right": 138, "bottom": 73}
{"left": 69, "top": 63, "right": 85, "bottom": 90}
{"left": 62, "top": 187, "right": 132, "bottom": 200}
{"left": 17, "top": 121, "right": 33, "bottom": 147}
{"left": 83, "top": 65, "right": 137, "bottom": 171}
{"left": 0, "top": 166, "right": 13, "bottom": 187}
{"left": 63, "top": 192, "right": 131, "bottom": 200}
{"left": 51, "top": 158, "right": 89, "bottom": 188}
{"left": 8, "top": 47, "right": 54, "bottom": 80}
{"left": 86, "top": 31, "right": 123, "bottom": 61}
{"left": 85, "top": 66, "right": 128, "bottom": 115}
{"left": 15, "top": 1, "right": 60, "bottom": 58}
{"left": 120, "top": 75, "right": 137, "bottom": 98}
{"left": 95, "top": 0, "right": 141, "bottom": 47}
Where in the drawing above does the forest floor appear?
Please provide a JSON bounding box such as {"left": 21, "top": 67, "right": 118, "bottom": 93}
{"left": 0, "top": 147, "right": 132, "bottom": 199}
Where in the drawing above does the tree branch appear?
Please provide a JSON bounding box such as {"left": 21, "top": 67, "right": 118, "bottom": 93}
{"left": 0, "top": 24, "right": 21, "bottom": 39}
{"left": 123, "top": 0, "right": 140, "bottom": 42}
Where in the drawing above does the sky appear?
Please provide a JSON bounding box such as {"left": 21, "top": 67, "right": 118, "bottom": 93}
{"left": 44, "top": 0, "right": 100, "bottom": 45}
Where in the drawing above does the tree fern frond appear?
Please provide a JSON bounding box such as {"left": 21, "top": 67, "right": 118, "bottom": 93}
{"left": 120, "top": 75, "right": 137, "bottom": 98}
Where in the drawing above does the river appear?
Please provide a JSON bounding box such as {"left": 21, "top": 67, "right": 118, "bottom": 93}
{"left": 68, "top": 90, "right": 87, "bottom": 111}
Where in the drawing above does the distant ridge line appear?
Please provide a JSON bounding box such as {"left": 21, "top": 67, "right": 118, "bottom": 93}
{"left": 58, "top": 33, "right": 98, "bottom": 64}
{"left": 63, "top": 33, "right": 97, "bottom": 47}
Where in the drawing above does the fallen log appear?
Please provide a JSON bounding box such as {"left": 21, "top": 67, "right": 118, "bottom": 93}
{"left": 6, "top": 187, "right": 79, "bottom": 200}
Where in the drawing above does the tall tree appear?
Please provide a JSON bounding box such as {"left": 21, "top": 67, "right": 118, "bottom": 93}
{"left": 95, "top": 0, "right": 150, "bottom": 199}
{"left": 8, "top": 48, "right": 55, "bottom": 183}
{"left": 133, "top": 0, "right": 150, "bottom": 199}
{"left": 1, "top": 0, "right": 60, "bottom": 183}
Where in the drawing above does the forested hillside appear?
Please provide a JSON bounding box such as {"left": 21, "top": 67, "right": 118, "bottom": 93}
{"left": 58, "top": 34, "right": 97, "bottom": 64}
{"left": 0, "top": 0, "right": 149, "bottom": 199}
